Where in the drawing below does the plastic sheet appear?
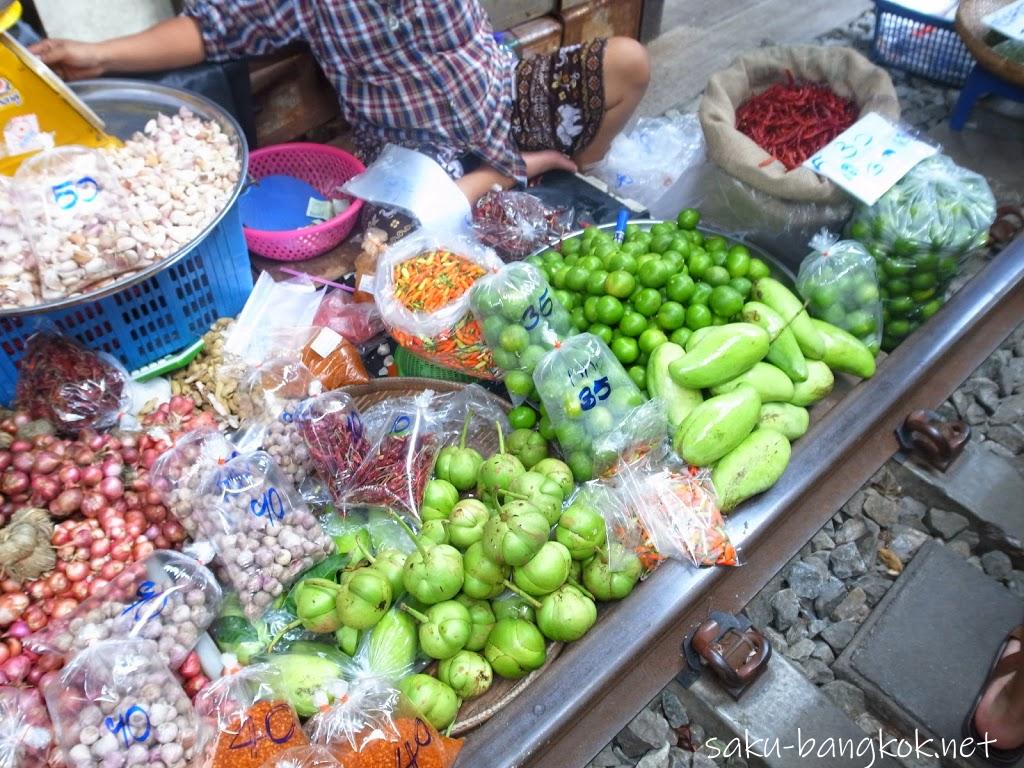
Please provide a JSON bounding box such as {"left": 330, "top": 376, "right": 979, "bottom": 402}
{"left": 194, "top": 664, "right": 308, "bottom": 768}
{"left": 198, "top": 451, "right": 335, "bottom": 619}
{"left": 44, "top": 638, "right": 200, "bottom": 768}
{"left": 797, "top": 230, "right": 883, "bottom": 351}
{"left": 311, "top": 291, "right": 384, "bottom": 346}
{"left": 224, "top": 272, "right": 324, "bottom": 366}
{"left": 260, "top": 746, "right": 342, "bottom": 768}
{"left": 14, "top": 330, "right": 130, "bottom": 434}
{"left": 373, "top": 231, "right": 503, "bottom": 378}
{"left": 469, "top": 262, "right": 571, "bottom": 404}
{"left": 0, "top": 686, "right": 52, "bottom": 768}
{"left": 28, "top": 550, "right": 222, "bottom": 669}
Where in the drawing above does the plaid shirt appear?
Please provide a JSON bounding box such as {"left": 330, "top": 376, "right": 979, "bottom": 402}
{"left": 185, "top": 0, "right": 525, "bottom": 181}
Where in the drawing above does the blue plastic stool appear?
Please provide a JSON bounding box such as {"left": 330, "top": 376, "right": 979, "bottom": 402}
{"left": 950, "top": 63, "right": 1024, "bottom": 130}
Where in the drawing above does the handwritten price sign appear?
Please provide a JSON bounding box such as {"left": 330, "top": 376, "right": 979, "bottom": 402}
{"left": 803, "top": 113, "right": 937, "bottom": 205}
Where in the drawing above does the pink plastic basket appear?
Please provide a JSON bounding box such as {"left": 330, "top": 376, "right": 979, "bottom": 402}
{"left": 243, "top": 142, "right": 365, "bottom": 261}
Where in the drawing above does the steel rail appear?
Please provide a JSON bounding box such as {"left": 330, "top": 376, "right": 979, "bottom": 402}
{"left": 458, "top": 236, "right": 1024, "bottom": 768}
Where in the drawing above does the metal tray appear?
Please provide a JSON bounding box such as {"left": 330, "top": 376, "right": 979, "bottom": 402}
{"left": 1, "top": 78, "right": 249, "bottom": 316}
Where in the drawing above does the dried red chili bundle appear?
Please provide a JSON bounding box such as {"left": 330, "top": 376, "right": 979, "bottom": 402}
{"left": 345, "top": 433, "right": 437, "bottom": 519}
{"left": 15, "top": 332, "right": 128, "bottom": 434}
{"left": 472, "top": 190, "right": 572, "bottom": 259}
{"left": 298, "top": 393, "right": 370, "bottom": 503}
{"left": 735, "top": 71, "right": 858, "bottom": 171}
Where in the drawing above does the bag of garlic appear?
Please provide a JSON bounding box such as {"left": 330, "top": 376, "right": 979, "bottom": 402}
{"left": 13, "top": 146, "right": 139, "bottom": 300}
{"left": 0, "top": 177, "right": 40, "bottom": 309}
{"left": 27, "top": 550, "right": 223, "bottom": 670}
{"left": 197, "top": 451, "right": 335, "bottom": 619}
{"left": 43, "top": 638, "right": 200, "bottom": 768}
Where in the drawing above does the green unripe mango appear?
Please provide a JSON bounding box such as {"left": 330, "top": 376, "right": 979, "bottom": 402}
{"left": 741, "top": 301, "right": 808, "bottom": 382}
{"left": 646, "top": 342, "right": 703, "bottom": 429}
{"left": 710, "top": 362, "right": 795, "bottom": 403}
{"left": 669, "top": 323, "right": 769, "bottom": 389}
{"left": 712, "top": 428, "right": 792, "bottom": 512}
{"left": 789, "top": 360, "right": 835, "bottom": 407}
{"left": 674, "top": 385, "right": 761, "bottom": 467}
{"left": 757, "top": 402, "right": 810, "bottom": 440}
{"left": 751, "top": 278, "right": 825, "bottom": 360}
{"left": 810, "top": 318, "right": 877, "bottom": 379}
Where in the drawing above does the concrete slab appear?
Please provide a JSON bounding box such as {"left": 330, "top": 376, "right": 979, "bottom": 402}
{"left": 890, "top": 445, "right": 1024, "bottom": 562}
{"left": 835, "top": 541, "right": 1024, "bottom": 768}
{"left": 675, "top": 656, "right": 902, "bottom": 768}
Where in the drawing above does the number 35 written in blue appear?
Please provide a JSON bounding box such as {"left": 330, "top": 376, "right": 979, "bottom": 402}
{"left": 51, "top": 176, "right": 101, "bottom": 211}
{"left": 578, "top": 376, "right": 611, "bottom": 411}
{"left": 250, "top": 487, "right": 286, "bottom": 524}
{"left": 520, "top": 289, "right": 554, "bottom": 331}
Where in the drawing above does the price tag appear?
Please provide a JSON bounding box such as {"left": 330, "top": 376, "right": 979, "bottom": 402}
{"left": 578, "top": 376, "right": 611, "bottom": 411}
{"left": 984, "top": 0, "right": 1024, "bottom": 41}
{"left": 50, "top": 175, "right": 102, "bottom": 212}
{"left": 250, "top": 487, "right": 286, "bottom": 524}
{"left": 104, "top": 705, "right": 151, "bottom": 748}
{"left": 520, "top": 288, "right": 554, "bottom": 331}
{"left": 803, "top": 113, "right": 937, "bottom": 205}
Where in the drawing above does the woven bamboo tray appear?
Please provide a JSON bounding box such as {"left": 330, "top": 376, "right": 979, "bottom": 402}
{"left": 342, "top": 376, "right": 564, "bottom": 736}
{"left": 957, "top": 0, "right": 1024, "bottom": 86}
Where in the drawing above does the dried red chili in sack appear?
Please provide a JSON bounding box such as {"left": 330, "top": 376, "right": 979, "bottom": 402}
{"left": 195, "top": 664, "right": 308, "bottom": 768}
{"left": 296, "top": 391, "right": 369, "bottom": 503}
{"left": 344, "top": 392, "right": 456, "bottom": 522}
{"left": 15, "top": 331, "right": 129, "bottom": 434}
{"left": 736, "top": 71, "right": 858, "bottom": 171}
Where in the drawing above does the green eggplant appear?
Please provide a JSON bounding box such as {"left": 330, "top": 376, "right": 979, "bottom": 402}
{"left": 438, "top": 650, "right": 493, "bottom": 700}
{"left": 398, "top": 674, "right": 460, "bottom": 731}
{"left": 456, "top": 595, "right": 496, "bottom": 652}
{"left": 484, "top": 618, "right": 547, "bottom": 679}
{"left": 555, "top": 500, "right": 607, "bottom": 561}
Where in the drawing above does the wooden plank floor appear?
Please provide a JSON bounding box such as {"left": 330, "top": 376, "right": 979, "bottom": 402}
{"left": 639, "top": 0, "right": 873, "bottom": 117}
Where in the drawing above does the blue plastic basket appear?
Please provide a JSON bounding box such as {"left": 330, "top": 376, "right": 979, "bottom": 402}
{"left": 0, "top": 201, "right": 252, "bottom": 406}
{"left": 871, "top": 0, "right": 976, "bottom": 87}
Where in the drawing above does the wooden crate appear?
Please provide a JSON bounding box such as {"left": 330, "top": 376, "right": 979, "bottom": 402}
{"left": 560, "top": 0, "right": 644, "bottom": 44}
{"left": 248, "top": 48, "right": 340, "bottom": 147}
{"left": 508, "top": 16, "right": 564, "bottom": 59}
{"left": 482, "top": 0, "right": 557, "bottom": 31}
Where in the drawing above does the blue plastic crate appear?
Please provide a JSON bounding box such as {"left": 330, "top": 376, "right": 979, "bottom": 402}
{"left": 0, "top": 202, "right": 252, "bottom": 405}
{"left": 872, "top": 0, "right": 976, "bottom": 87}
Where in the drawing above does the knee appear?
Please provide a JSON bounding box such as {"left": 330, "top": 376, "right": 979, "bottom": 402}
{"left": 605, "top": 36, "right": 651, "bottom": 93}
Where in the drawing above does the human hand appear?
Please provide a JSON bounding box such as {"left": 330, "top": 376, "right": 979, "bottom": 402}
{"left": 523, "top": 150, "right": 578, "bottom": 179}
{"left": 29, "top": 39, "right": 106, "bottom": 81}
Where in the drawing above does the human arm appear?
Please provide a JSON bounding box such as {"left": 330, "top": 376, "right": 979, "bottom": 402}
{"left": 29, "top": 16, "right": 205, "bottom": 80}
{"left": 455, "top": 150, "right": 578, "bottom": 206}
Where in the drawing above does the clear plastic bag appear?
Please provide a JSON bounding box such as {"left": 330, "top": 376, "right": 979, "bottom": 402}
{"left": 0, "top": 177, "right": 40, "bottom": 310}
{"left": 44, "top": 638, "right": 200, "bottom": 768}
{"left": 28, "top": 550, "right": 222, "bottom": 669}
{"left": 236, "top": 358, "right": 320, "bottom": 492}
{"left": 471, "top": 190, "right": 573, "bottom": 259}
{"left": 261, "top": 745, "right": 342, "bottom": 768}
{"left": 345, "top": 391, "right": 458, "bottom": 521}
{"left": 194, "top": 664, "right": 308, "bottom": 768}
{"left": 567, "top": 480, "right": 658, "bottom": 576}
{"left": 312, "top": 290, "right": 385, "bottom": 345}
{"left": 14, "top": 329, "right": 130, "bottom": 434}
{"left": 300, "top": 329, "right": 370, "bottom": 390}
{"left": 532, "top": 333, "right": 646, "bottom": 482}
{"left": 589, "top": 114, "right": 706, "bottom": 209}
{"left": 198, "top": 451, "right": 335, "bottom": 619}
{"left": 797, "top": 230, "right": 883, "bottom": 352}
{"left": 224, "top": 272, "right": 325, "bottom": 367}
{"left": 296, "top": 391, "right": 369, "bottom": 504}
{"left": 152, "top": 427, "right": 237, "bottom": 541}
{"left": 469, "top": 262, "right": 572, "bottom": 403}
{"left": 0, "top": 686, "right": 53, "bottom": 768}
{"left": 373, "top": 231, "right": 503, "bottom": 378}
{"left": 847, "top": 154, "right": 996, "bottom": 350}
{"left": 14, "top": 146, "right": 138, "bottom": 300}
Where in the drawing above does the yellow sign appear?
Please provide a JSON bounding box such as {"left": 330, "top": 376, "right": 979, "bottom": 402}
{"left": 0, "top": 29, "right": 119, "bottom": 175}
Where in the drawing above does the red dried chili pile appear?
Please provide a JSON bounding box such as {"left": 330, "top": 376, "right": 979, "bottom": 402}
{"left": 299, "top": 407, "right": 369, "bottom": 502}
{"left": 735, "top": 72, "right": 858, "bottom": 171}
{"left": 15, "top": 332, "right": 128, "bottom": 433}
{"left": 347, "top": 433, "right": 437, "bottom": 517}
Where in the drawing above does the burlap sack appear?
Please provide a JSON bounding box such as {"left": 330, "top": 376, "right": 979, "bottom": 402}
{"left": 699, "top": 46, "right": 901, "bottom": 206}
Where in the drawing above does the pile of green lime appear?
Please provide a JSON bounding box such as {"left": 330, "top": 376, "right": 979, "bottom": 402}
{"left": 470, "top": 262, "right": 573, "bottom": 408}
{"left": 525, "top": 209, "right": 773, "bottom": 393}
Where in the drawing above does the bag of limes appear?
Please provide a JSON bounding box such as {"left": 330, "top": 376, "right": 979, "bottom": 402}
{"left": 469, "top": 262, "right": 573, "bottom": 404}
{"left": 533, "top": 333, "right": 645, "bottom": 482}
{"left": 797, "top": 230, "right": 882, "bottom": 354}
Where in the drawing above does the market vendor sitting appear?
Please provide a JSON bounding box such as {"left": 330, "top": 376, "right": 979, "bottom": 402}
{"left": 31, "top": 0, "right": 651, "bottom": 205}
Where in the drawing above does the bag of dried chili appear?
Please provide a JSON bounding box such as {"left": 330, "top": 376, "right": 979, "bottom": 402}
{"left": 472, "top": 189, "right": 572, "bottom": 260}
{"left": 15, "top": 330, "right": 130, "bottom": 434}
{"left": 295, "top": 391, "right": 369, "bottom": 504}
{"left": 195, "top": 664, "right": 309, "bottom": 768}
{"left": 344, "top": 391, "right": 458, "bottom": 523}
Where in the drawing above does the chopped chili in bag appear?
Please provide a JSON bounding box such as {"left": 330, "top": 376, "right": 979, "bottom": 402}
{"left": 301, "top": 328, "right": 370, "bottom": 389}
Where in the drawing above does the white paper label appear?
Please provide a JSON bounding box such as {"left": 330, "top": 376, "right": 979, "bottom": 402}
{"left": 803, "top": 113, "right": 938, "bottom": 205}
{"left": 357, "top": 272, "right": 376, "bottom": 295}
{"left": 309, "top": 327, "right": 343, "bottom": 358}
{"left": 984, "top": 0, "right": 1024, "bottom": 41}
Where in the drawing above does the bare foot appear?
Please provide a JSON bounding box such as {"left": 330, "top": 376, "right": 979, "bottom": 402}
{"left": 523, "top": 150, "right": 577, "bottom": 179}
{"left": 973, "top": 638, "right": 1024, "bottom": 751}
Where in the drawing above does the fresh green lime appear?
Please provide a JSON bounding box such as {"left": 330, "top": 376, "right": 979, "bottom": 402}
{"left": 587, "top": 270, "right": 609, "bottom": 296}
{"left": 677, "top": 208, "right": 700, "bottom": 230}
{"left": 705, "top": 236, "right": 727, "bottom": 252}
{"left": 725, "top": 246, "right": 751, "bottom": 277}
{"left": 650, "top": 222, "right": 675, "bottom": 238}
{"left": 729, "top": 277, "right": 753, "bottom": 298}
{"left": 685, "top": 304, "right": 713, "bottom": 330}
{"left": 657, "top": 301, "right": 686, "bottom": 330}
{"left": 499, "top": 324, "right": 529, "bottom": 353}
{"left": 610, "top": 336, "right": 640, "bottom": 365}
{"left": 811, "top": 285, "right": 839, "bottom": 310}
{"left": 666, "top": 273, "right": 696, "bottom": 304}
{"left": 619, "top": 311, "right": 648, "bottom": 337}
{"left": 538, "top": 414, "right": 555, "bottom": 440}
{"left": 554, "top": 289, "right": 575, "bottom": 311}
{"left": 845, "top": 309, "right": 877, "bottom": 337}
{"left": 583, "top": 296, "right": 600, "bottom": 324}
{"left": 505, "top": 370, "right": 533, "bottom": 397}
{"left": 608, "top": 253, "right": 639, "bottom": 274}
{"left": 703, "top": 266, "right": 730, "bottom": 287}
{"left": 650, "top": 234, "right": 674, "bottom": 254}
{"left": 638, "top": 327, "right": 668, "bottom": 354}
{"left": 911, "top": 272, "right": 937, "bottom": 290}
{"left": 595, "top": 295, "right": 625, "bottom": 326}
{"left": 747, "top": 258, "right": 771, "bottom": 281}
{"left": 638, "top": 260, "right": 670, "bottom": 289}
{"left": 605, "top": 270, "right": 636, "bottom": 298}
{"left": 632, "top": 288, "right": 662, "bottom": 317}
{"left": 669, "top": 328, "right": 692, "bottom": 347}
{"left": 709, "top": 286, "right": 744, "bottom": 319}
{"left": 687, "top": 251, "right": 713, "bottom": 279}
{"left": 854, "top": 282, "right": 880, "bottom": 305}
{"left": 570, "top": 307, "right": 586, "bottom": 330}
{"left": 508, "top": 406, "right": 538, "bottom": 430}
{"left": 920, "top": 298, "right": 943, "bottom": 320}
{"left": 579, "top": 255, "right": 602, "bottom": 272}
{"left": 521, "top": 345, "right": 548, "bottom": 371}
{"left": 565, "top": 267, "right": 589, "bottom": 293}
{"left": 588, "top": 323, "right": 613, "bottom": 344}
{"left": 690, "top": 282, "right": 713, "bottom": 306}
